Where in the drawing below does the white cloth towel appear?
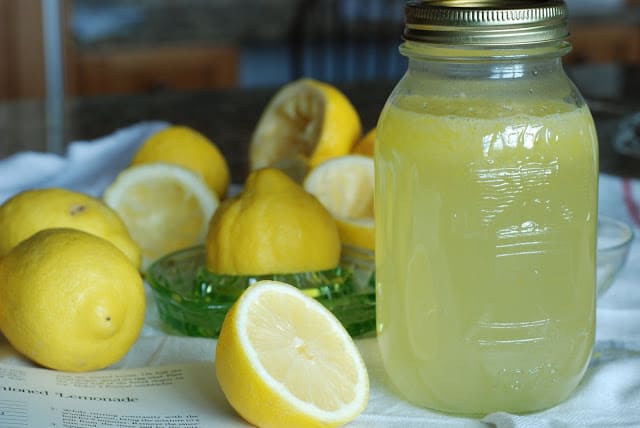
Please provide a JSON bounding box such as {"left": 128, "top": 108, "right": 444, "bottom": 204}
{"left": 0, "top": 121, "right": 167, "bottom": 203}
{"left": 1, "top": 122, "right": 639, "bottom": 427}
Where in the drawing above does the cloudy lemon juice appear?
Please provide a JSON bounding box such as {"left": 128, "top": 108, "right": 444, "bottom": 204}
{"left": 375, "top": 95, "right": 598, "bottom": 415}
{"left": 375, "top": 1, "right": 599, "bottom": 415}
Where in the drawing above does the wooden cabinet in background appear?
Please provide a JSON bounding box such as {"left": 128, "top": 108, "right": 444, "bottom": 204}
{"left": 0, "top": 0, "right": 46, "bottom": 100}
{"left": 1, "top": 1, "right": 639, "bottom": 100}
{"left": 566, "top": 23, "right": 640, "bottom": 65}
{"left": 70, "top": 45, "right": 238, "bottom": 96}
{"left": 0, "top": 0, "right": 238, "bottom": 100}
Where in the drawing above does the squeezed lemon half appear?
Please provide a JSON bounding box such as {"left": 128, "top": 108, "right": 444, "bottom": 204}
{"left": 249, "top": 78, "right": 362, "bottom": 182}
{"left": 304, "top": 155, "right": 375, "bottom": 251}
{"left": 104, "top": 163, "right": 219, "bottom": 267}
{"left": 205, "top": 167, "right": 340, "bottom": 275}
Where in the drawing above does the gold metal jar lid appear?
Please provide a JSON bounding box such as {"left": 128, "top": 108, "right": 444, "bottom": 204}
{"left": 404, "top": 0, "right": 569, "bottom": 46}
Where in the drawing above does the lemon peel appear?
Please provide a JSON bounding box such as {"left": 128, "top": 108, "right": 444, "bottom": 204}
{"left": 249, "top": 78, "right": 362, "bottom": 182}
{"left": 132, "top": 125, "right": 230, "bottom": 199}
{"left": 215, "top": 280, "right": 369, "bottom": 427}
{"left": 205, "top": 168, "right": 341, "bottom": 275}
{"left": 0, "top": 228, "right": 145, "bottom": 372}
{"left": 0, "top": 188, "right": 141, "bottom": 268}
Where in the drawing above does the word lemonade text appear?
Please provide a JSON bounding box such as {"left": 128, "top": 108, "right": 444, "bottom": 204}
{"left": 1, "top": 385, "right": 138, "bottom": 402}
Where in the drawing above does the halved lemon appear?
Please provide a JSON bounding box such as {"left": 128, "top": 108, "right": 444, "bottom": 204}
{"left": 215, "top": 280, "right": 369, "bottom": 428}
{"left": 205, "top": 168, "right": 341, "bottom": 276}
{"left": 249, "top": 78, "right": 362, "bottom": 182}
{"left": 103, "top": 163, "right": 219, "bottom": 268}
{"left": 351, "top": 128, "right": 376, "bottom": 157}
{"left": 303, "top": 155, "right": 375, "bottom": 250}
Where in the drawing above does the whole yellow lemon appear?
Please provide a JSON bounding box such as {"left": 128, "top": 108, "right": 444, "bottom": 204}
{"left": 205, "top": 168, "right": 341, "bottom": 275}
{"left": 0, "top": 228, "right": 145, "bottom": 372}
{"left": 131, "top": 125, "right": 230, "bottom": 199}
{"left": 0, "top": 188, "right": 141, "bottom": 268}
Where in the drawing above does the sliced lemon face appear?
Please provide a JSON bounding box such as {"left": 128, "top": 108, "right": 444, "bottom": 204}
{"left": 249, "top": 78, "right": 362, "bottom": 182}
{"left": 303, "top": 155, "right": 375, "bottom": 250}
{"left": 215, "top": 280, "right": 369, "bottom": 427}
{"left": 103, "top": 163, "right": 219, "bottom": 268}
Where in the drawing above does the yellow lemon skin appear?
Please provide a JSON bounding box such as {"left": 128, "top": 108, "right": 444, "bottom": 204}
{"left": 0, "top": 228, "right": 145, "bottom": 372}
{"left": 249, "top": 78, "right": 362, "bottom": 181}
{"left": 131, "top": 125, "right": 230, "bottom": 199}
{"left": 215, "top": 281, "right": 369, "bottom": 428}
{"left": 216, "top": 291, "right": 313, "bottom": 428}
{"left": 307, "top": 79, "right": 362, "bottom": 168}
{"left": 336, "top": 218, "right": 375, "bottom": 251}
{"left": 0, "top": 188, "right": 141, "bottom": 268}
{"left": 205, "top": 168, "right": 341, "bottom": 275}
{"left": 351, "top": 128, "right": 375, "bottom": 157}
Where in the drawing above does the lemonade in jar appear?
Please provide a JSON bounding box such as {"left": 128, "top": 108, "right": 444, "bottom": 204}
{"left": 375, "top": 1, "right": 598, "bottom": 415}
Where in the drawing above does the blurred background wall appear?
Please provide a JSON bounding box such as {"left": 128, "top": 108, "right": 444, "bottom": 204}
{"left": 1, "top": 0, "right": 639, "bottom": 100}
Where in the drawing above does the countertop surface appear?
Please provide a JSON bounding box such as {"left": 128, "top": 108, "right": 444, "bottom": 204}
{"left": 1, "top": 63, "right": 639, "bottom": 182}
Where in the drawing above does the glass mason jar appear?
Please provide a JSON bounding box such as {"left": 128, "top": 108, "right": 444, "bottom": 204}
{"left": 375, "top": 0, "right": 598, "bottom": 416}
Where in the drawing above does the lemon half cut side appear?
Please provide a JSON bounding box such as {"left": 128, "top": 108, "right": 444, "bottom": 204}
{"left": 104, "top": 163, "right": 219, "bottom": 268}
{"left": 215, "top": 280, "right": 369, "bottom": 428}
{"left": 303, "top": 154, "right": 375, "bottom": 251}
{"left": 249, "top": 78, "right": 362, "bottom": 182}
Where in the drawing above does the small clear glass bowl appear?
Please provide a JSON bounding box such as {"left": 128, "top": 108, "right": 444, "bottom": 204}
{"left": 146, "top": 245, "right": 375, "bottom": 339}
{"left": 597, "top": 215, "right": 634, "bottom": 297}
